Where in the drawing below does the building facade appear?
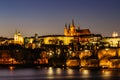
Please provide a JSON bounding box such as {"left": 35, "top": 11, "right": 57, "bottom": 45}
{"left": 101, "top": 32, "right": 120, "bottom": 47}
{"left": 14, "top": 31, "right": 24, "bottom": 45}
{"left": 64, "top": 20, "right": 91, "bottom": 36}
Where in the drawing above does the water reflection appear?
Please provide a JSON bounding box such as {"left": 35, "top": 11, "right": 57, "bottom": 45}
{"left": 67, "top": 68, "right": 74, "bottom": 75}
{"left": 48, "top": 67, "right": 63, "bottom": 75}
{"left": 48, "top": 67, "right": 54, "bottom": 75}
{"left": 56, "top": 68, "right": 62, "bottom": 75}
{"left": 101, "top": 69, "right": 112, "bottom": 80}
{"left": 9, "top": 66, "right": 15, "bottom": 71}
{"left": 0, "top": 67, "right": 120, "bottom": 80}
{"left": 79, "top": 68, "right": 90, "bottom": 79}
{"left": 102, "top": 70, "right": 111, "bottom": 76}
{"left": 80, "top": 69, "right": 90, "bottom": 75}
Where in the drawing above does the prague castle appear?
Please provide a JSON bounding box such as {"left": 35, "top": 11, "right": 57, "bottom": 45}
{"left": 0, "top": 19, "right": 120, "bottom": 68}
{"left": 64, "top": 20, "right": 91, "bottom": 36}
{"left": 12, "top": 20, "right": 99, "bottom": 48}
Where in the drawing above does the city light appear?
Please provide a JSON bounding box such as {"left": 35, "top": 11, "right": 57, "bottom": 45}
{"left": 0, "top": 20, "right": 120, "bottom": 69}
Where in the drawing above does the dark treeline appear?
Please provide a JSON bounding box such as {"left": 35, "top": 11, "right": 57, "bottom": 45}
{"left": 0, "top": 44, "right": 68, "bottom": 67}
{"left": 0, "top": 44, "right": 43, "bottom": 64}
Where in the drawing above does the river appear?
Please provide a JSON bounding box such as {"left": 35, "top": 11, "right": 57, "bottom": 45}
{"left": 0, "top": 66, "right": 120, "bottom": 80}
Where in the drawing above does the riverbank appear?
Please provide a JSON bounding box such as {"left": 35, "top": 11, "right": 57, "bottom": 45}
{"left": 1, "top": 64, "right": 120, "bottom": 70}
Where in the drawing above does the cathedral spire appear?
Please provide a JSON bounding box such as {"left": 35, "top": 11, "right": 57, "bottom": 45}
{"left": 78, "top": 24, "right": 80, "bottom": 30}
{"left": 68, "top": 24, "right": 70, "bottom": 30}
{"left": 64, "top": 23, "right": 67, "bottom": 28}
{"left": 72, "top": 19, "right": 75, "bottom": 27}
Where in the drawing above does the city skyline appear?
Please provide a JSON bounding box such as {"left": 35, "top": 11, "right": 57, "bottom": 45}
{"left": 0, "top": 0, "right": 120, "bottom": 38}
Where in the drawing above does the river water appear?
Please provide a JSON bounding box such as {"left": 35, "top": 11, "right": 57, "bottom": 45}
{"left": 0, "top": 66, "right": 120, "bottom": 80}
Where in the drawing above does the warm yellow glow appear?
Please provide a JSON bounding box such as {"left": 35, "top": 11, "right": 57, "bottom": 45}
{"left": 99, "top": 59, "right": 111, "bottom": 67}
{"left": 79, "top": 50, "right": 91, "bottom": 59}
{"left": 112, "top": 32, "right": 118, "bottom": 37}
{"left": 67, "top": 69, "right": 74, "bottom": 75}
{"left": 102, "top": 37, "right": 120, "bottom": 47}
{"left": 43, "top": 36, "right": 74, "bottom": 45}
{"left": 64, "top": 20, "right": 90, "bottom": 36}
{"left": 109, "top": 59, "right": 120, "bottom": 68}
{"left": 80, "top": 60, "right": 87, "bottom": 66}
{"left": 48, "top": 67, "right": 54, "bottom": 75}
{"left": 29, "top": 38, "right": 34, "bottom": 43}
{"left": 102, "top": 70, "right": 111, "bottom": 76}
{"left": 66, "top": 59, "right": 80, "bottom": 67}
{"left": 105, "top": 48, "right": 109, "bottom": 51}
{"left": 56, "top": 68, "right": 62, "bottom": 74}
{"left": 98, "top": 48, "right": 116, "bottom": 59}
{"left": 82, "top": 69, "right": 89, "bottom": 75}
{"left": 118, "top": 48, "right": 120, "bottom": 56}
{"left": 9, "top": 66, "right": 15, "bottom": 71}
{"left": 14, "top": 31, "right": 24, "bottom": 45}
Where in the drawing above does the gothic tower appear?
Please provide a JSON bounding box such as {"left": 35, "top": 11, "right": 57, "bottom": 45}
{"left": 64, "top": 24, "right": 68, "bottom": 36}
{"left": 70, "top": 19, "right": 76, "bottom": 36}
{"left": 14, "top": 30, "right": 24, "bottom": 45}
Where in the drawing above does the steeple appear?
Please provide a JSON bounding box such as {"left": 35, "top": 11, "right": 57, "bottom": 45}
{"left": 15, "top": 29, "right": 18, "bottom": 34}
{"left": 64, "top": 24, "right": 67, "bottom": 29}
{"left": 72, "top": 19, "right": 75, "bottom": 27}
{"left": 68, "top": 24, "right": 70, "bottom": 30}
{"left": 78, "top": 24, "right": 80, "bottom": 30}
{"left": 64, "top": 24, "right": 68, "bottom": 36}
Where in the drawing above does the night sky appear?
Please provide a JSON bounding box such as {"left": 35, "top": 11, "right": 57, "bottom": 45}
{"left": 0, "top": 0, "right": 120, "bottom": 38}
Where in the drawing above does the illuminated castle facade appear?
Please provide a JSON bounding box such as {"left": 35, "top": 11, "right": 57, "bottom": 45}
{"left": 64, "top": 20, "right": 91, "bottom": 36}
{"left": 14, "top": 31, "right": 24, "bottom": 45}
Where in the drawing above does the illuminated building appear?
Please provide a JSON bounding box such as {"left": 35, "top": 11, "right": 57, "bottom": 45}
{"left": 98, "top": 48, "right": 120, "bottom": 68}
{"left": 63, "top": 20, "right": 102, "bottom": 51}
{"left": 79, "top": 34, "right": 102, "bottom": 46}
{"left": 64, "top": 20, "right": 90, "bottom": 36}
{"left": 14, "top": 31, "right": 24, "bottom": 45}
{"left": 112, "top": 32, "right": 118, "bottom": 37}
{"left": 30, "top": 34, "right": 41, "bottom": 49}
{"left": 24, "top": 20, "right": 96, "bottom": 49}
{"left": 66, "top": 59, "right": 80, "bottom": 67}
{"left": 101, "top": 32, "right": 120, "bottom": 47}
{"left": 42, "top": 35, "right": 74, "bottom": 45}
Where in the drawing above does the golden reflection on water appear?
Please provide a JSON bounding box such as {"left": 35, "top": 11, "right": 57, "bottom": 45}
{"left": 102, "top": 70, "right": 111, "bottom": 76}
{"left": 9, "top": 66, "right": 15, "bottom": 71}
{"left": 80, "top": 69, "right": 90, "bottom": 75}
{"left": 79, "top": 68, "right": 90, "bottom": 78}
{"left": 67, "top": 68, "right": 74, "bottom": 75}
{"left": 2, "top": 66, "right": 120, "bottom": 80}
{"left": 47, "top": 67, "right": 63, "bottom": 75}
{"left": 101, "top": 69, "right": 112, "bottom": 80}
{"left": 82, "top": 69, "right": 89, "bottom": 75}
{"left": 56, "top": 68, "right": 62, "bottom": 75}
{"left": 48, "top": 67, "right": 54, "bottom": 75}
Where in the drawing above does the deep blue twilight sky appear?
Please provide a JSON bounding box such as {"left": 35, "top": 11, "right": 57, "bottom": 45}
{"left": 0, "top": 0, "right": 120, "bottom": 38}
